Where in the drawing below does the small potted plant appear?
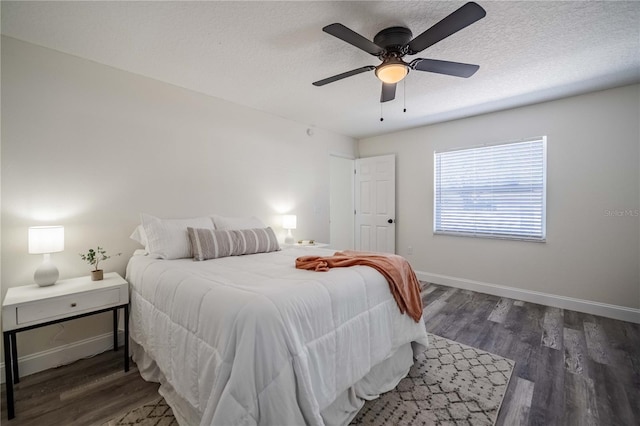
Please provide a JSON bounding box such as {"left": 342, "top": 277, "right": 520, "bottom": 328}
{"left": 80, "top": 246, "right": 121, "bottom": 281}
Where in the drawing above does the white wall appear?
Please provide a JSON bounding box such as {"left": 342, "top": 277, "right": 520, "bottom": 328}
{"left": 329, "top": 155, "right": 355, "bottom": 250}
{"left": 359, "top": 84, "right": 640, "bottom": 310}
{"left": 1, "top": 36, "right": 356, "bottom": 358}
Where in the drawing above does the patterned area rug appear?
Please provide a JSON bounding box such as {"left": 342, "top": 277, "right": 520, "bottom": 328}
{"left": 351, "top": 334, "right": 514, "bottom": 425}
{"left": 106, "top": 334, "right": 513, "bottom": 426}
{"left": 103, "top": 397, "right": 178, "bottom": 426}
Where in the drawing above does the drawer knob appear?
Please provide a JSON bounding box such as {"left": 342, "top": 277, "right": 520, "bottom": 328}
{"left": 70, "top": 303, "right": 77, "bottom": 308}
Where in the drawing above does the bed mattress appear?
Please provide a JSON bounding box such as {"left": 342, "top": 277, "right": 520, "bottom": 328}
{"left": 126, "top": 247, "right": 429, "bottom": 425}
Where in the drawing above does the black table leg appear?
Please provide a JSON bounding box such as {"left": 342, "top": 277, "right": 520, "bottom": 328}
{"left": 112, "top": 309, "right": 118, "bottom": 352}
{"left": 124, "top": 305, "right": 129, "bottom": 372}
{"left": 10, "top": 332, "right": 19, "bottom": 384}
{"left": 4, "top": 331, "right": 15, "bottom": 419}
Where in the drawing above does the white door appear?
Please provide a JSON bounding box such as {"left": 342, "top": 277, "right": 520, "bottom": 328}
{"left": 329, "top": 155, "right": 355, "bottom": 250}
{"left": 355, "top": 154, "right": 396, "bottom": 253}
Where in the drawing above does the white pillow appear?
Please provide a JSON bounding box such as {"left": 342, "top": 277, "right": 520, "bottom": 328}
{"left": 212, "top": 215, "right": 266, "bottom": 230}
{"left": 141, "top": 213, "right": 214, "bottom": 259}
{"left": 129, "top": 225, "right": 148, "bottom": 247}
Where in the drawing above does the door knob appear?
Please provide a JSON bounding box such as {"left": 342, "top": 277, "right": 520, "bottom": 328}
{"left": 388, "top": 219, "right": 394, "bottom": 224}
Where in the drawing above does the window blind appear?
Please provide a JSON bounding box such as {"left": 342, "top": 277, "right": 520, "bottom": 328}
{"left": 434, "top": 137, "right": 546, "bottom": 241}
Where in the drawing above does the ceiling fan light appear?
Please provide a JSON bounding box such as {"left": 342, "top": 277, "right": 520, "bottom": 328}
{"left": 375, "top": 62, "right": 408, "bottom": 84}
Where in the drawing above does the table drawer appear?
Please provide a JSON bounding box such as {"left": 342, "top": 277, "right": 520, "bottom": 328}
{"left": 16, "top": 288, "right": 121, "bottom": 325}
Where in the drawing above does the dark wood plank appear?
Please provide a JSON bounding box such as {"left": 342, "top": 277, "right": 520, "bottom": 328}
{"left": 620, "top": 321, "right": 640, "bottom": 421}
{"left": 426, "top": 290, "right": 477, "bottom": 339}
{"left": 421, "top": 299, "right": 448, "bottom": 322}
{"left": 564, "top": 327, "right": 589, "bottom": 377}
{"left": 488, "top": 298, "right": 514, "bottom": 323}
{"left": 562, "top": 310, "right": 584, "bottom": 330}
{"left": 562, "top": 372, "right": 600, "bottom": 426}
{"left": 528, "top": 346, "right": 565, "bottom": 426}
{"left": 541, "top": 306, "right": 563, "bottom": 350}
{"left": 444, "top": 293, "right": 500, "bottom": 349}
{"left": 479, "top": 319, "right": 515, "bottom": 358}
{"left": 0, "top": 350, "right": 158, "bottom": 425}
{"left": 499, "top": 377, "right": 534, "bottom": 425}
{"left": 588, "top": 360, "right": 637, "bottom": 426}
{"left": 421, "top": 287, "right": 457, "bottom": 322}
{"left": 597, "top": 316, "right": 640, "bottom": 423}
{"left": 583, "top": 321, "right": 610, "bottom": 365}
{"left": 420, "top": 283, "right": 439, "bottom": 297}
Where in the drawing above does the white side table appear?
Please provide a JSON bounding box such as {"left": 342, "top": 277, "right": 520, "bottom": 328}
{"left": 2, "top": 272, "right": 129, "bottom": 419}
{"left": 282, "top": 242, "right": 330, "bottom": 248}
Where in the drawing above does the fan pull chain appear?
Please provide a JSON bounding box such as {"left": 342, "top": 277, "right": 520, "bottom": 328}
{"left": 380, "top": 103, "right": 384, "bottom": 122}
{"left": 403, "top": 79, "right": 407, "bottom": 113}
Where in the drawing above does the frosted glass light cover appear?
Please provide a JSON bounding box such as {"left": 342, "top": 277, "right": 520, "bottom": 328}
{"left": 375, "top": 63, "right": 408, "bottom": 84}
{"left": 282, "top": 215, "right": 297, "bottom": 230}
{"left": 28, "top": 226, "right": 64, "bottom": 254}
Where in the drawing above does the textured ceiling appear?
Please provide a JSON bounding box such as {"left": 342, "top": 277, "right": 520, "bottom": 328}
{"left": 2, "top": 1, "right": 639, "bottom": 139}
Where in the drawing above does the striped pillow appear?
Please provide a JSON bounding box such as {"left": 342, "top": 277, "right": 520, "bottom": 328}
{"left": 187, "top": 227, "right": 280, "bottom": 261}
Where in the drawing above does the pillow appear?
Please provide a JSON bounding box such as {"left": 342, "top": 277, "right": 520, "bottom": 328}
{"left": 129, "top": 225, "right": 148, "bottom": 248}
{"left": 212, "top": 215, "right": 266, "bottom": 230}
{"left": 188, "top": 227, "right": 280, "bottom": 261}
{"left": 141, "top": 213, "right": 215, "bottom": 259}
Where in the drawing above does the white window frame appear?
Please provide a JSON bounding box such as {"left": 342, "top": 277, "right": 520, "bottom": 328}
{"left": 433, "top": 136, "right": 547, "bottom": 242}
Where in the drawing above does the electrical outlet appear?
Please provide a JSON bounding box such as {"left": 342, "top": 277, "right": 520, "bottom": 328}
{"left": 407, "top": 246, "right": 413, "bottom": 255}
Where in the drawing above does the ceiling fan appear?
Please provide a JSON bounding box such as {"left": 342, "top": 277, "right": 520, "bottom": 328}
{"left": 312, "top": 2, "right": 486, "bottom": 103}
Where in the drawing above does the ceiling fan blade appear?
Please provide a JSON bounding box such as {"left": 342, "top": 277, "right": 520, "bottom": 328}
{"left": 407, "top": 2, "right": 486, "bottom": 55}
{"left": 380, "top": 83, "right": 396, "bottom": 103}
{"left": 323, "top": 23, "right": 384, "bottom": 56}
{"left": 410, "top": 58, "right": 479, "bottom": 78}
{"left": 312, "top": 66, "right": 375, "bottom": 86}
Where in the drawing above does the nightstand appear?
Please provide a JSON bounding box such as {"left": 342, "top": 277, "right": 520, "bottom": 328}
{"left": 282, "top": 242, "right": 330, "bottom": 248}
{"left": 2, "top": 272, "right": 129, "bottom": 419}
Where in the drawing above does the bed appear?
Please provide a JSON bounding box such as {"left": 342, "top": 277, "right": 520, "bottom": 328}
{"left": 126, "top": 245, "right": 429, "bottom": 425}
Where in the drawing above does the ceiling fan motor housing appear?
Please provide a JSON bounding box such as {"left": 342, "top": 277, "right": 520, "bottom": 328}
{"left": 373, "top": 27, "right": 413, "bottom": 55}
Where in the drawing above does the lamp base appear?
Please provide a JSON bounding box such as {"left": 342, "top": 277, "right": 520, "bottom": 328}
{"left": 284, "top": 229, "right": 295, "bottom": 245}
{"left": 34, "top": 254, "right": 59, "bottom": 287}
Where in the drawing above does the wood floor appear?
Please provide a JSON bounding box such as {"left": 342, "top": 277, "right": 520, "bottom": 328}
{"left": 422, "top": 283, "right": 640, "bottom": 426}
{"left": 2, "top": 283, "right": 639, "bottom": 425}
{"left": 0, "top": 350, "right": 159, "bottom": 426}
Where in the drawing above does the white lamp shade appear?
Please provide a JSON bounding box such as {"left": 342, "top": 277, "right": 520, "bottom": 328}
{"left": 28, "top": 226, "right": 64, "bottom": 254}
{"left": 282, "top": 215, "right": 297, "bottom": 230}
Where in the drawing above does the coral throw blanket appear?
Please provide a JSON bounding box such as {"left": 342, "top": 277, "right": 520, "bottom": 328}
{"left": 295, "top": 250, "right": 423, "bottom": 322}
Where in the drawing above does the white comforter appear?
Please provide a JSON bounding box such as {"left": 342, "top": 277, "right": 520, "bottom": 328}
{"left": 127, "top": 247, "right": 429, "bottom": 425}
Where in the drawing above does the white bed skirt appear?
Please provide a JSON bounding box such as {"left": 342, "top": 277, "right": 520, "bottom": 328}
{"left": 132, "top": 339, "right": 422, "bottom": 426}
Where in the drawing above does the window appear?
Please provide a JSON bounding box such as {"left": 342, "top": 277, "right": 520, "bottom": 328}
{"left": 434, "top": 137, "right": 546, "bottom": 241}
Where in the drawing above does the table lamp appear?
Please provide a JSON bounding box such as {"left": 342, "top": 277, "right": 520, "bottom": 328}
{"left": 282, "top": 215, "right": 297, "bottom": 244}
{"left": 28, "top": 226, "right": 64, "bottom": 287}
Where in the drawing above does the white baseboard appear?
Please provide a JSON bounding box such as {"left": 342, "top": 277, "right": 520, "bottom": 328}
{"left": 0, "top": 330, "right": 125, "bottom": 384}
{"left": 417, "top": 271, "right": 640, "bottom": 324}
